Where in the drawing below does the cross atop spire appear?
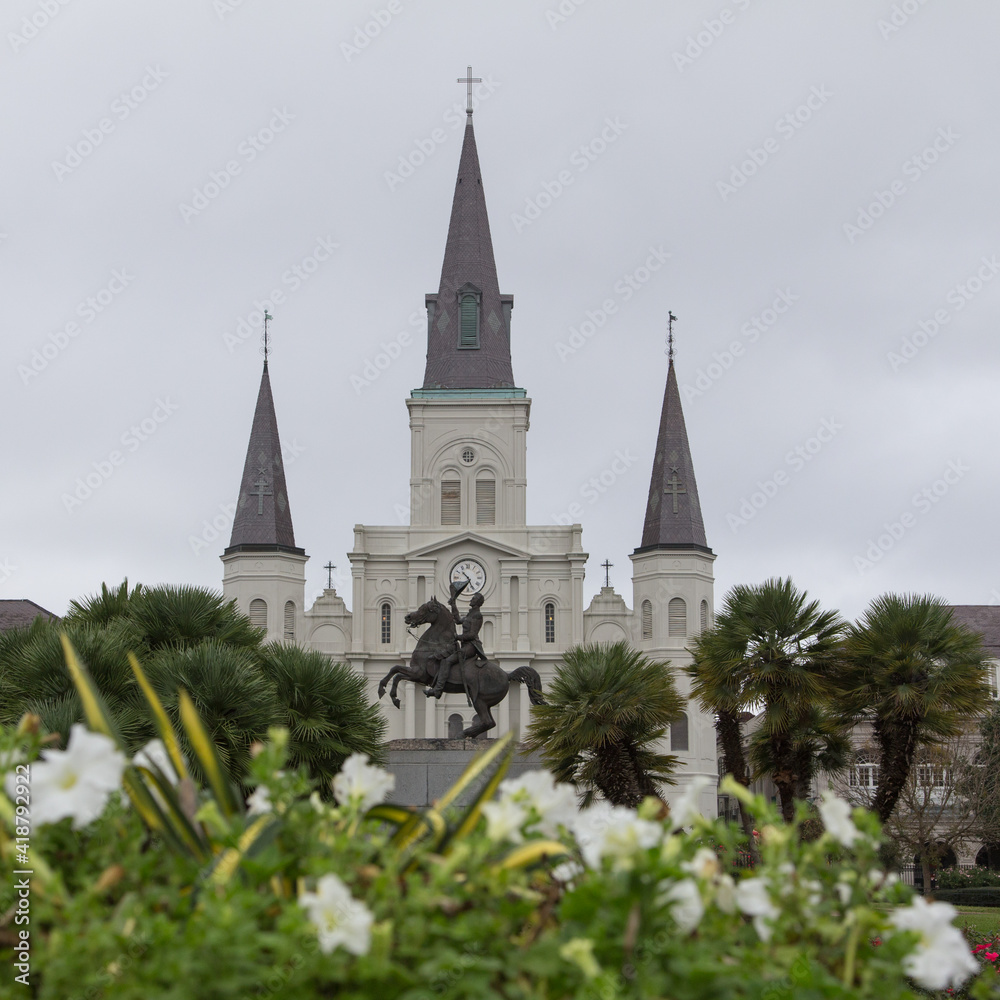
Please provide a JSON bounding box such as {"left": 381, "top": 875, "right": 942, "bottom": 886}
{"left": 457, "top": 65, "right": 482, "bottom": 116}
{"left": 667, "top": 311, "right": 677, "bottom": 364}
{"left": 261, "top": 310, "right": 272, "bottom": 369}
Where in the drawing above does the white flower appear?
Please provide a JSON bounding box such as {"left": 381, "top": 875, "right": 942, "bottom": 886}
{"left": 735, "top": 877, "right": 780, "bottom": 942}
{"left": 572, "top": 802, "right": 662, "bottom": 870}
{"left": 3, "top": 724, "right": 126, "bottom": 830}
{"left": 331, "top": 754, "right": 395, "bottom": 811}
{"left": 890, "top": 896, "right": 979, "bottom": 991}
{"left": 659, "top": 878, "right": 704, "bottom": 934}
{"left": 481, "top": 797, "right": 528, "bottom": 843}
{"left": 551, "top": 860, "right": 584, "bottom": 883}
{"left": 299, "top": 873, "right": 373, "bottom": 956}
{"left": 246, "top": 786, "right": 272, "bottom": 816}
{"left": 134, "top": 739, "right": 183, "bottom": 784}
{"left": 714, "top": 873, "right": 737, "bottom": 914}
{"left": 667, "top": 776, "right": 711, "bottom": 832}
{"left": 818, "top": 790, "right": 862, "bottom": 848}
{"left": 497, "top": 770, "right": 578, "bottom": 836}
{"left": 682, "top": 847, "right": 720, "bottom": 881}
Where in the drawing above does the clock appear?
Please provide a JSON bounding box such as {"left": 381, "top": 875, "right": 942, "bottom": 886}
{"left": 450, "top": 558, "right": 487, "bottom": 595}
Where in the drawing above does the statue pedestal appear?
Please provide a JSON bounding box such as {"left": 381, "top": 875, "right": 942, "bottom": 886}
{"left": 386, "top": 738, "right": 544, "bottom": 808}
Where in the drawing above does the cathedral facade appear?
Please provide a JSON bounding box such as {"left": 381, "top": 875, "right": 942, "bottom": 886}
{"left": 220, "top": 103, "right": 719, "bottom": 814}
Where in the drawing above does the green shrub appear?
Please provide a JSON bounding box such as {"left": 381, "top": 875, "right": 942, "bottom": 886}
{"left": 933, "top": 887, "right": 1000, "bottom": 907}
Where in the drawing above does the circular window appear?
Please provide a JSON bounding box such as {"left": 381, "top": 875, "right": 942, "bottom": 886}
{"left": 461, "top": 448, "right": 475, "bottom": 464}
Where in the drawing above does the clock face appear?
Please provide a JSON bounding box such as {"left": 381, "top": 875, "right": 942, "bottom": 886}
{"left": 450, "top": 558, "right": 487, "bottom": 595}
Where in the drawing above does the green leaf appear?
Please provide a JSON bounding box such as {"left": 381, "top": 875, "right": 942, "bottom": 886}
{"left": 178, "top": 688, "right": 240, "bottom": 818}
{"left": 207, "top": 814, "right": 279, "bottom": 887}
{"left": 128, "top": 651, "right": 190, "bottom": 783}
{"left": 498, "top": 840, "right": 570, "bottom": 870}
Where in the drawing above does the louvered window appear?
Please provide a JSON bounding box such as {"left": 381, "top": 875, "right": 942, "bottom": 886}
{"left": 544, "top": 603, "right": 555, "bottom": 643}
{"left": 475, "top": 479, "right": 496, "bottom": 525}
{"left": 380, "top": 603, "right": 392, "bottom": 644}
{"left": 700, "top": 600, "right": 710, "bottom": 633}
{"left": 459, "top": 294, "right": 478, "bottom": 347}
{"left": 441, "top": 479, "right": 461, "bottom": 524}
{"left": 668, "top": 598, "right": 687, "bottom": 637}
{"left": 283, "top": 601, "right": 295, "bottom": 641}
{"left": 670, "top": 712, "right": 689, "bottom": 752}
{"left": 641, "top": 600, "right": 652, "bottom": 640}
{"left": 249, "top": 599, "right": 267, "bottom": 630}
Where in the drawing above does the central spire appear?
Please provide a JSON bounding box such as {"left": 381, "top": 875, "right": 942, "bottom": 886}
{"left": 421, "top": 82, "right": 515, "bottom": 391}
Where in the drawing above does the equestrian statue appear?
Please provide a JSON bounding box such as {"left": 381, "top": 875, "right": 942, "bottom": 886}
{"left": 377, "top": 581, "right": 546, "bottom": 739}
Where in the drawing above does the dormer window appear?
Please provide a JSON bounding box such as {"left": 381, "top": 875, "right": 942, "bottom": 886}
{"left": 457, "top": 284, "right": 481, "bottom": 349}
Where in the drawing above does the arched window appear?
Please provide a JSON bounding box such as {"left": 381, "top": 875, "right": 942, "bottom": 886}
{"left": 249, "top": 598, "right": 267, "bottom": 630}
{"left": 544, "top": 603, "right": 555, "bottom": 643}
{"left": 668, "top": 598, "right": 687, "bottom": 637}
{"left": 459, "top": 294, "right": 479, "bottom": 348}
{"left": 448, "top": 714, "right": 464, "bottom": 740}
{"left": 670, "top": 712, "right": 689, "bottom": 752}
{"left": 641, "top": 600, "right": 652, "bottom": 640}
{"left": 380, "top": 602, "right": 392, "bottom": 644}
{"left": 475, "top": 477, "right": 496, "bottom": 525}
{"left": 849, "top": 749, "right": 879, "bottom": 789}
{"left": 441, "top": 479, "right": 461, "bottom": 524}
{"left": 700, "top": 600, "right": 710, "bottom": 633}
{"left": 283, "top": 601, "right": 295, "bottom": 641}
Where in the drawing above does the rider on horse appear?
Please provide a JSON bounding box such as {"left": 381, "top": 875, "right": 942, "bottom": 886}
{"left": 425, "top": 585, "right": 489, "bottom": 699}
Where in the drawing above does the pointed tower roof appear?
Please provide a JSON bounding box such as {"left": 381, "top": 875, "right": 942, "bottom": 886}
{"left": 224, "top": 362, "right": 303, "bottom": 555}
{"left": 421, "top": 114, "right": 516, "bottom": 390}
{"left": 635, "top": 356, "right": 712, "bottom": 554}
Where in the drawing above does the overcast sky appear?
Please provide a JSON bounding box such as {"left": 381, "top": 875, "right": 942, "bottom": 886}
{"left": 3, "top": 0, "right": 998, "bottom": 624}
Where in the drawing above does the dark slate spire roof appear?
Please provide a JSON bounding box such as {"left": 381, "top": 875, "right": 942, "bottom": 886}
{"left": 422, "top": 116, "right": 515, "bottom": 389}
{"left": 225, "top": 363, "right": 303, "bottom": 555}
{"left": 635, "top": 358, "right": 712, "bottom": 554}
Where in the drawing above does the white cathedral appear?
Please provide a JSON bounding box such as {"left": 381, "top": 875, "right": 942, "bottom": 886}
{"left": 219, "top": 100, "right": 719, "bottom": 815}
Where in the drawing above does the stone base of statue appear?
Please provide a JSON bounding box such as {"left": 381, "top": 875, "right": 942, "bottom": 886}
{"left": 386, "top": 738, "right": 544, "bottom": 808}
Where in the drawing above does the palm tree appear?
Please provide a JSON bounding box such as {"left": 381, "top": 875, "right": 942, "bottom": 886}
{"left": 258, "top": 644, "right": 388, "bottom": 797}
{"left": 838, "top": 594, "right": 989, "bottom": 823}
{"left": 687, "top": 577, "right": 847, "bottom": 823}
{"left": 522, "top": 641, "right": 685, "bottom": 807}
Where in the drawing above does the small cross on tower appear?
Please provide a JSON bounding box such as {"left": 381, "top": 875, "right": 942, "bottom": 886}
{"left": 601, "top": 559, "right": 614, "bottom": 588}
{"left": 663, "top": 470, "right": 686, "bottom": 514}
{"left": 667, "top": 311, "right": 677, "bottom": 363}
{"left": 324, "top": 562, "right": 336, "bottom": 589}
{"left": 251, "top": 475, "right": 272, "bottom": 515}
{"left": 457, "top": 65, "right": 482, "bottom": 116}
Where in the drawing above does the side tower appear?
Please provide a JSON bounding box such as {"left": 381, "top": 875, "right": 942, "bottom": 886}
{"left": 629, "top": 335, "right": 717, "bottom": 813}
{"left": 221, "top": 356, "right": 308, "bottom": 643}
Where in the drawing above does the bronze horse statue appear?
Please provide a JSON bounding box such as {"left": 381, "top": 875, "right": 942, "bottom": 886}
{"left": 377, "top": 596, "right": 546, "bottom": 739}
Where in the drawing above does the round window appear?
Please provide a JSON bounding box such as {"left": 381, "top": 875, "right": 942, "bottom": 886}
{"left": 461, "top": 448, "right": 475, "bottom": 464}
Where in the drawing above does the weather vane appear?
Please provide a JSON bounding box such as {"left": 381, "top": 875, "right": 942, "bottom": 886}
{"left": 666, "top": 311, "right": 677, "bottom": 362}
{"left": 457, "top": 65, "right": 481, "bottom": 116}
{"left": 261, "top": 310, "right": 273, "bottom": 367}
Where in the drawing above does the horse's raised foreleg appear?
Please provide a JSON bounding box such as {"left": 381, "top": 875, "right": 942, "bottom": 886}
{"left": 388, "top": 666, "right": 424, "bottom": 710}
{"left": 378, "top": 666, "right": 404, "bottom": 701}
